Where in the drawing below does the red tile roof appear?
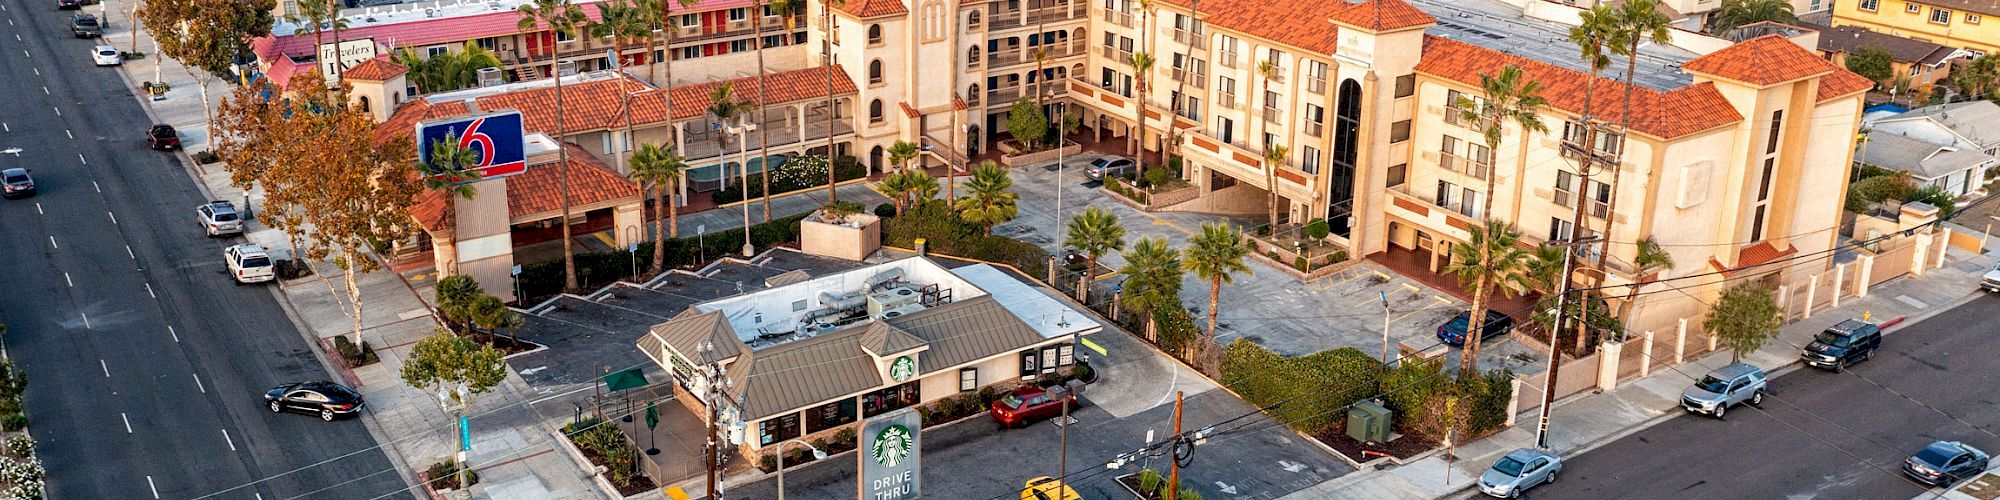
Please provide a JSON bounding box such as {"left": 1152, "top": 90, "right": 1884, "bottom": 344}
{"left": 412, "top": 142, "right": 641, "bottom": 230}
{"left": 1415, "top": 36, "right": 1742, "bottom": 140}
{"left": 264, "top": 55, "right": 305, "bottom": 89}
{"left": 1816, "top": 67, "right": 1874, "bottom": 101}
{"left": 898, "top": 101, "right": 920, "bottom": 118}
{"left": 1157, "top": 0, "right": 1430, "bottom": 54}
{"left": 342, "top": 58, "right": 408, "bottom": 81}
{"left": 254, "top": 0, "right": 765, "bottom": 61}
{"left": 375, "top": 65, "right": 856, "bottom": 144}
{"left": 834, "top": 0, "right": 907, "bottom": 18}
{"left": 1682, "top": 35, "right": 1835, "bottom": 87}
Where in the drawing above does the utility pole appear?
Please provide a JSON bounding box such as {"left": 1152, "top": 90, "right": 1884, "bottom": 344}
{"left": 1538, "top": 112, "right": 1615, "bottom": 449}
{"left": 698, "top": 341, "right": 734, "bottom": 500}
{"left": 1166, "top": 391, "right": 1183, "bottom": 500}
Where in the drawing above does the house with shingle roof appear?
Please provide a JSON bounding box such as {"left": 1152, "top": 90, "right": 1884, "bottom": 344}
{"left": 1793, "top": 19, "right": 1969, "bottom": 89}
{"left": 634, "top": 257, "right": 1098, "bottom": 458}
{"left": 1859, "top": 132, "right": 1997, "bottom": 197}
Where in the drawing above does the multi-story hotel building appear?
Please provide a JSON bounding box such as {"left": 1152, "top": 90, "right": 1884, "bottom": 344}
{"left": 293, "top": 0, "right": 1869, "bottom": 332}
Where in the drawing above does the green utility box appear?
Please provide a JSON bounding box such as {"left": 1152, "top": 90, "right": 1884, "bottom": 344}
{"left": 1347, "top": 400, "right": 1393, "bottom": 443}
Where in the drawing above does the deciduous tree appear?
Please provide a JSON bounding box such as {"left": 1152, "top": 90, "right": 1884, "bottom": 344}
{"left": 401, "top": 329, "right": 508, "bottom": 493}
{"left": 139, "top": 0, "right": 274, "bottom": 140}
{"left": 1706, "top": 283, "right": 1781, "bottom": 362}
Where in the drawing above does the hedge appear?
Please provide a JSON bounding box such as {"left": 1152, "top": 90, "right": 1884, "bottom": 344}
{"left": 1219, "top": 340, "right": 1382, "bottom": 434}
{"left": 1380, "top": 359, "right": 1515, "bottom": 439}
{"left": 516, "top": 213, "right": 811, "bottom": 302}
{"left": 712, "top": 155, "right": 867, "bottom": 205}
{"left": 881, "top": 201, "right": 1050, "bottom": 279}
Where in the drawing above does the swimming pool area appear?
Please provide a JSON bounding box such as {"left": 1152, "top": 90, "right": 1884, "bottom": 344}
{"left": 687, "top": 154, "right": 791, "bottom": 190}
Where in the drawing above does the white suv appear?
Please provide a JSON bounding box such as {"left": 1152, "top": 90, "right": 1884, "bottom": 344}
{"left": 224, "top": 244, "right": 275, "bottom": 284}
{"left": 197, "top": 200, "right": 243, "bottom": 236}
{"left": 92, "top": 45, "right": 120, "bottom": 66}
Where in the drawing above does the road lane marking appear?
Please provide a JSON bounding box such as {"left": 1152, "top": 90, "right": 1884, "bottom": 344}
{"left": 126, "top": 245, "right": 135, "bottom": 259}
{"left": 168, "top": 326, "right": 179, "bottom": 342}
{"left": 33, "top": 203, "right": 40, "bottom": 214}
{"left": 81, "top": 154, "right": 88, "bottom": 165}
{"left": 101, "top": 360, "right": 110, "bottom": 378}
{"left": 108, "top": 211, "right": 117, "bottom": 224}
{"left": 221, "top": 429, "right": 235, "bottom": 451}
{"left": 121, "top": 413, "right": 132, "bottom": 433}
{"left": 40, "top": 86, "right": 47, "bottom": 95}
{"left": 64, "top": 129, "right": 72, "bottom": 139}
{"left": 51, "top": 106, "right": 58, "bottom": 116}
{"left": 144, "top": 283, "right": 154, "bottom": 298}
{"left": 193, "top": 374, "right": 205, "bottom": 393}
{"left": 64, "top": 273, "right": 72, "bottom": 287}
{"left": 1, "top": 123, "right": 7, "bottom": 132}
{"left": 80, "top": 312, "right": 89, "bottom": 329}
{"left": 48, "top": 236, "right": 56, "bottom": 249}
{"left": 147, "top": 476, "right": 159, "bottom": 498}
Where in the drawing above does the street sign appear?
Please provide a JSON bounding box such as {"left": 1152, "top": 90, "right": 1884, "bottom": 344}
{"left": 697, "top": 224, "right": 707, "bottom": 235}
{"left": 416, "top": 110, "right": 528, "bottom": 184}
{"left": 858, "top": 409, "right": 921, "bottom": 500}
{"left": 511, "top": 264, "right": 523, "bottom": 276}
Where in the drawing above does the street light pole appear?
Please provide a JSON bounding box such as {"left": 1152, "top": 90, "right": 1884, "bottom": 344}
{"left": 774, "top": 439, "right": 826, "bottom": 500}
{"left": 1379, "top": 291, "right": 1391, "bottom": 366}
{"left": 733, "top": 120, "right": 758, "bottom": 257}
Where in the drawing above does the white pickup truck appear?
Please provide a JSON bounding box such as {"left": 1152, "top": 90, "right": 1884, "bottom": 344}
{"left": 1982, "top": 263, "right": 2000, "bottom": 292}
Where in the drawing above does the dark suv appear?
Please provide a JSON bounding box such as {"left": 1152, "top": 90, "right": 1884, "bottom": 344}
{"left": 1802, "top": 319, "right": 1881, "bottom": 372}
{"left": 1438, "top": 309, "right": 1515, "bottom": 347}
{"left": 70, "top": 14, "right": 101, "bottom": 38}
{"left": 147, "top": 124, "right": 181, "bottom": 150}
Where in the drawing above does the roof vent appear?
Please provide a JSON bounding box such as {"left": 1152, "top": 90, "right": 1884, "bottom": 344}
{"left": 425, "top": 7, "right": 438, "bottom": 17}
{"left": 477, "top": 67, "right": 505, "bottom": 87}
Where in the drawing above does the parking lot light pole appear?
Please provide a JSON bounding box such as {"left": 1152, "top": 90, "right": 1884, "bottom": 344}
{"left": 1379, "top": 291, "right": 1391, "bottom": 366}
{"left": 774, "top": 439, "right": 825, "bottom": 500}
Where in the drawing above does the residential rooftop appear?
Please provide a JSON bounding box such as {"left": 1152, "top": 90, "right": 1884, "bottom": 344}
{"left": 1408, "top": 0, "right": 1700, "bottom": 91}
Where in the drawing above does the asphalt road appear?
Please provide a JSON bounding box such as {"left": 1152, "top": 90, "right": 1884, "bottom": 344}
{"left": 0, "top": 3, "right": 405, "bottom": 499}
{"left": 1534, "top": 294, "right": 2000, "bottom": 500}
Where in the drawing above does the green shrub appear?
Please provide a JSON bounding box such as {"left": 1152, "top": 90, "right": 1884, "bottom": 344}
{"left": 832, "top": 428, "right": 857, "bottom": 449}
{"left": 0, "top": 397, "right": 20, "bottom": 415}
{"left": 1907, "top": 184, "right": 1958, "bottom": 218}
{"left": 435, "top": 275, "right": 483, "bottom": 328}
{"left": 332, "top": 336, "right": 379, "bottom": 367}
{"left": 873, "top": 203, "right": 897, "bottom": 218}
{"left": 426, "top": 459, "right": 478, "bottom": 490}
{"left": 709, "top": 154, "right": 860, "bottom": 204}
{"left": 760, "top": 454, "right": 777, "bottom": 472}
{"left": 1178, "top": 487, "right": 1203, "bottom": 500}
{"left": 1304, "top": 218, "right": 1330, "bottom": 240}
{"left": 1144, "top": 167, "right": 1174, "bottom": 188}
{"left": 194, "top": 150, "right": 220, "bottom": 164}
{"left": 1137, "top": 468, "right": 1164, "bottom": 495}
{"left": 4, "top": 436, "right": 32, "bottom": 457}
{"left": 1845, "top": 174, "right": 1915, "bottom": 213}
{"left": 1, "top": 413, "right": 26, "bottom": 432}
{"left": 1219, "top": 340, "right": 1381, "bottom": 434}
{"left": 881, "top": 201, "right": 1051, "bottom": 279}
{"left": 1461, "top": 369, "right": 1515, "bottom": 433}
{"left": 1294, "top": 256, "right": 1309, "bottom": 271}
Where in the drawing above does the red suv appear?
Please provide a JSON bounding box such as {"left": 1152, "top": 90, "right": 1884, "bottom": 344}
{"left": 148, "top": 124, "right": 181, "bottom": 150}
{"left": 990, "top": 385, "right": 1077, "bottom": 429}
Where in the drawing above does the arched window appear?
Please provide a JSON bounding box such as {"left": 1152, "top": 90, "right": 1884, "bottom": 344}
{"left": 357, "top": 96, "right": 371, "bottom": 113}
{"left": 868, "top": 59, "right": 884, "bottom": 85}
{"left": 969, "top": 46, "right": 982, "bottom": 65}
{"left": 968, "top": 10, "right": 983, "bottom": 30}
{"left": 869, "top": 99, "right": 884, "bottom": 123}
{"left": 869, "top": 145, "right": 885, "bottom": 171}
{"left": 868, "top": 24, "right": 883, "bottom": 45}
{"left": 968, "top": 83, "right": 982, "bottom": 105}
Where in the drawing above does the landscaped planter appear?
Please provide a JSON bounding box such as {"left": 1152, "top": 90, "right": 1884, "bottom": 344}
{"left": 799, "top": 211, "right": 880, "bottom": 262}
{"left": 999, "top": 140, "right": 1082, "bottom": 167}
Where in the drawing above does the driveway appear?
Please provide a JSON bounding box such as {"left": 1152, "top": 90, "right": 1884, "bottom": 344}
{"left": 725, "top": 306, "right": 1353, "bottom": 500}
{"left": 995, "top": 154, "right": 1539, "bottom": 373}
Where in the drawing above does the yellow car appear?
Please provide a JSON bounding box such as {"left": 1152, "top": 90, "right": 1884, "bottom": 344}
{"left": 1022, "top": 476, "right": 1080, "bottom": 500}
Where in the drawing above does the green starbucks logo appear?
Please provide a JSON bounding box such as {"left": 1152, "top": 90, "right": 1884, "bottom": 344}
{"left": 889, "top": 356, "right": 916, "bottom": 382}
{"left": 871, "top": 424, "right": 915, "bottom": 467}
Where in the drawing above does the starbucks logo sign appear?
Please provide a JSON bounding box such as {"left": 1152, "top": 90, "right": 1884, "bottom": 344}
{"left": 871, "top": 424, "right": 915, "bottom": 467}
{"left": 889, "top": 355, "right": 916, "bottom": 382}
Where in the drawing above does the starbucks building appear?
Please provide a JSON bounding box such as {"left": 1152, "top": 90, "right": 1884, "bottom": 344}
{"left": 636, "top": 257, "right": 1099, "bottom": 459}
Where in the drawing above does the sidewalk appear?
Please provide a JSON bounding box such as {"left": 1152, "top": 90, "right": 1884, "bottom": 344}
{"left": 1284, "top": 245, "right": 1996, "bottom": 500}
{"left": 105, "top": 17, "right": 612, "bottom": 500}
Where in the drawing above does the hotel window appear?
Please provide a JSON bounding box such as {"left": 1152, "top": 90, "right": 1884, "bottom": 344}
{"left": 758, "top": 413, "right": 800, "bottom": 445}
{"left": 1395, "top": 74, "right": 1416, "bottom": 98}
{"left": 679, "top": 46, "right": 700, "bottom": 60}
{"left": 1932, "top": 7, "right": 1953, "bottom": 23}
{"left": 1970, "top": 13, "right": 1983, "bottom": 23}
{"left": 869, "top": 99, "right": 884, "bottom": 123}
{"left": 426, "top": 45, "right": 448, "bottom": 58}
{"left": 1906, "top": 3, "right": 1920, "bottom": 13}
{"left": 869, "top": 59, "right": 884, "bottom": 85}
{"left": 1435, "top": 180, "right": 1458, "bottom": 208}
{"left": 1391, "top": 120, "right": 1411, "bottom": 143}
{"left": 1388, "top": 163, "right": 1407, "bottom": 188}
{"left": 868, "top": 24, "right": 884, "bottom": 44}
{"left": 475, "top": 37, "right": 498, "bottom": 51}
{"left": 555, "top": 29, "right": 575, "bottom": 43}
{"left": 1550, "top": 218, "right": 1575, "bottom": 242}
{"left": 1444, "top": 90, "right": 1481, "bottom": 128}
{"left": 862, "top": 382, "right": 921, "bottom": 417}
{"left": 681, "top": 14, "right": 699, "bottom": 28}
{"left": 959, "top": 368, "right": 978, "bottom": 392}
{"left": 730, "top": 7, "right": 748, "bottom": 21}
{"left": 804, "top": 399, "right": 856, "bottom": 433}
{"left": 730, "top": 39, "right": 752, "bottom": 52}
{"left": 1766, "top": 110, "right": 1784, "bottom": 153}
{"left": 1858, "top": 0, "right": 1877, "bottom": 10}
{"left": 1301, "top": 146, "right": 1322, "bottom": 174}
{"left": 1304, "top": 103, "right": 1325, "bottom": 136}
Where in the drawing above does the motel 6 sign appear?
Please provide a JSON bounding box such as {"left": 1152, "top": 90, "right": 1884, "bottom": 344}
{"left": 416, "top": 110, "right": 528, "bottom": 185}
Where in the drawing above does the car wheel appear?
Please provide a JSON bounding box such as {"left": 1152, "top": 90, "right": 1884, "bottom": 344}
{"left": 1547, "top": 470, "right": 1557, "bottom": 484}
{"left": 1750, "top": 391, "right": 1764, "bottom": 406}
{"left": 270, "top": 401, "right": 282, "bottom": 413}
{"left": 1833, "top": 359, "right": 1845, "bottom": 373}
{"left": 1861, "top": 349, "right": 1873, "bottom": 362}
{"left": 1713, "top": 403, "right": 1725, "bottom": 418}
{"left": 320, "top": 409, "right": 335, "bottom": 422}
{"left": 1507, "top": 488, "right": 1520, "bottom": 498}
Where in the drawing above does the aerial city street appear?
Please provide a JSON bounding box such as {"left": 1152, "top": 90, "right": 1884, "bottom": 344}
{"left": 1, "top": 0, "right": 1997, "bottom": 497}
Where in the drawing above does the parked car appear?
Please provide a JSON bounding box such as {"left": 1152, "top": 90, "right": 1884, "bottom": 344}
{"left": 56, "top": 0, "right": 84, "bottom": 10}
{"left": 70, "top": 13, "right": 101, "bottom": 37}
{"left": 224, "top": 243, "right": 275, "bottom": 284}
{"left": 147, "top": 124, "right": 181, "bottom": 150}
{"left": 197, "top": 200, "right": 244, "bottom": 236}
{"left": 1478, "top": 448, "right": 1562, "bottom": 498}
{"left": 1020, "top": 476, "right": 1079, "bottom": 500}
{"left": 1980, "top": 262, "right": 2000, "bottom": 292}
{"left": 1801, "top": 318, "right": 1881, "bottom": 372}
{"left": 1437, "top": 309, "right": 1515, "bottom": 347}
{"left": 990, "top": 385, "right": 1077, "bottom": 429}
{"left": 1084, "top": 156, "right": 1137, "bottom": 181}
{"left": 92, "top": 44, "right": 121, "bottom": 66}
{"left": 1904, "top": 441, "right": 1989, "bottom": 487}
{"left": 1, "top": 168, "right": 34, "bottom": 199}
{"left": 1680, "top": 362, "right": 1766, "bottom": 418}
{"left": 264, "top": 381, "right": 365, "bottom": 421}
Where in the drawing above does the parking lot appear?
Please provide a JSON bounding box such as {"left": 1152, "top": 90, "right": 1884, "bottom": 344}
{"left": 995, "top": 153, "right": 1544, "bottom": 373}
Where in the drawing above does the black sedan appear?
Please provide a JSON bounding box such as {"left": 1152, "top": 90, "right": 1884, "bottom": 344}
{"left": 265, "top": 381, "right": 365, "bottom": 422}
{"left": 1904, "top": 440, "right": 1989, "bottom": 487}
{"left": 2, "top": 168, "right": 34, "bottom": 199}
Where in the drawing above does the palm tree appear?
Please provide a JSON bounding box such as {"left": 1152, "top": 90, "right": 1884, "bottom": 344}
{"left": 518, "top": 0, "right": 590, "bottom": 291}
{"left": 1261, "top": 144, "right": 1287, "bottom": 231}
{"left": 1452, "top": 65, "right": 1545, "bottom": 375}
{"left": 423, "top": 132, "right": 486, "bottom": 277}
{"left": 821, "top": 0, "right": 849, "bottom": 205}
{"left": 1119, "top": 237, "right": 1183, "bottom": 344}
{"left": 887, "top": 140, "right": 920, "bottom": 173}
{"left": 285, "top": 0, "right": 342, "bottom": 59}
{"left": 1184, "top": 223, "right": 1250, "bottom": 342}
{"left": 1032, "top": 45, "right": 1052, "bottom": 109}
{"left": 629, "top": 143, "right": 686, "bottom": 273}
{"left": 1596, "top": 0, "right": 1673, "bottom": 329}
{"left": 589, "top": 0, "right": 650, "bottom": 169}
{"left": 707, "top": 82, "right": 751, "bottom": 175}
{"left": 1445, "top": 220, "right": 1534, "bottom": 375}
{"left": 1064, "top": 207, "right": 1126, "bottom": 304}
{"left": 954, "top": 161, "right": 1019, "bottom": 234}
{"left": 1166, "top": 0, "right": 1200, "bottom": 174}
{"left": 873, "top": 170, "right": 914, "bottom": 215}
{"left": 1128, "top": 51, "right": 1155, "bottom": 159}
{"left": 1523, "top": 244, "right": 1569, "bottom": 294}
{"left": 1614, "top": 237, "right": 1675, "bottom": 319}
{"left": 1709, "top": 0, "right": 1795, "bottom": 33}
{"left": 904, "top": 169, "right": 941, "bottom": 207}
{"left": 393, "top": 46, "right": 505, "bottom": 94}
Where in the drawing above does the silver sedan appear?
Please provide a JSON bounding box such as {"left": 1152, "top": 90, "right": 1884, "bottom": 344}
{"left": 1478, "top": 448, "right": 1562, "bottom": 498}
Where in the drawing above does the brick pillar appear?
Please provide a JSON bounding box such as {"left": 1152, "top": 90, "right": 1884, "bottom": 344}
{"left": 1597, "top": 340, "right": 1620, "bottom": 390}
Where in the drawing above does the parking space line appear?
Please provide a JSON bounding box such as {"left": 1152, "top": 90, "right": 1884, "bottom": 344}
{"left": 64, "top": 129, "right": 72, "bottom": 139}
{"left": 221, "top": 429, "right": 235, "bottom": 451}
{"left": 33, "top": 203, "right": 40, "bottom": 214}
{"left": 146, "top": 476, "right": 159, "bottom": 499}
{"left": 192, "top": 373, "right": 204, "bottom": 393}
{"left": 121, "top": 413, "right": 132, "bottom": 433}
{"left": 40, "top": 86, "right": 46, "bottom": 95}
{"left": 81, "top": 154, "right": 88, "bottom": 166}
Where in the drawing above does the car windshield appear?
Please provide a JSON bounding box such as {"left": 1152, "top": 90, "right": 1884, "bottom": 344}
{"left": 1491, "top": 457, "right": 1527, "bottom": 477}
{"left": 999, "top": 394, "right": 1026, "bottom": 409}
{"left": 3, "top": 175, "right": 24, "bottom": 183}
{"left": 1446, "top": 315, "right": 1470, "bottom": 332}
{"left": 1915, "top": 446, "right": 1958, "bottom": 466}
{"left": 1694, "top": 375, "right": 1730, "bottom": 393}
{"left": 243, "top": 257, "right": 271, "bottom": 268}
{"left": 213, "top": 212, "right": 238, "bottom": 222}
{"left": 99, "top": 49, "right": 115, "bottom": 54}
{"left": 1814, "top": 332, "right": 1852, "bottom": 347}
{"left": 77, "top": 18, "right": 97, "bottom": 25}
{"left": 152, "top": 127, "right": 173, "bottom": 136}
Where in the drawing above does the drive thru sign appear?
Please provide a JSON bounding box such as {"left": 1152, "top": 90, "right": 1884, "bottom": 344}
{"left": 858, "top": 408, "right": 921, "bottom": 500}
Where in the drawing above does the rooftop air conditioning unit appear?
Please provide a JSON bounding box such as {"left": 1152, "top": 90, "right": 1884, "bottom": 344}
{"left": 556, "top": 60, "right": 578, "bottom": 77}
{"left": 880, "top": 303, "right": 928, "bottom": 319}
{"left": 866, "top": 287, "right": 922, "bottom": 317}
{"left": 476, "top": 67, "right": 505, "bottom": 87}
